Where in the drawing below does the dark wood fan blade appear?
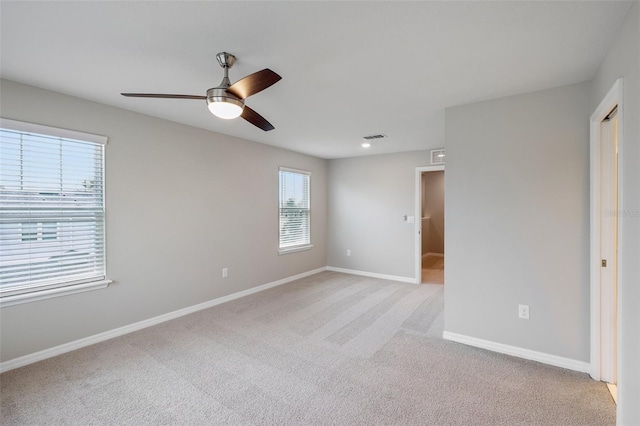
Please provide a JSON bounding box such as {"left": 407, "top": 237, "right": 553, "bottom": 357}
{"left": 121, "top": 93, "right": 206, "bottom": 100}
{"left": 226, "top": 69, "right": 281, "bottom": 100}
{"left": 241, "top": 105, "right": 274, "bottom": 131}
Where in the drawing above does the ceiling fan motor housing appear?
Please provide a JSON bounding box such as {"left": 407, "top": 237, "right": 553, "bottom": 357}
{"left": 206, "top": 87, "right": 244, "bottom": 109}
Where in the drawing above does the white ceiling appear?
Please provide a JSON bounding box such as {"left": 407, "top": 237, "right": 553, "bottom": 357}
{"left": 0, "top": 1, "right": 632, "bottom": 159}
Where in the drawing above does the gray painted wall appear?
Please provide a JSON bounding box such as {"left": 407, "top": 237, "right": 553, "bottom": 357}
{"left": 444, "top": 82, "right": 591, "bottom": 361}
{"left": 1, "top": 6, "right": 638, "bottom": 419}
{"left": 0, "top": 79, "right": 328, "bottom": 362}
{"left": 422, "top": 171, "right": 445, "bottom": 254}
{"left": 590, "top": 3, "right": 639, "bottom": 424}
{"left": 327, "top": 151, "right": 431, "bottom": 279}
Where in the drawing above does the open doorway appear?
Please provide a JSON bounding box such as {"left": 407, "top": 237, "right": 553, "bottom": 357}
{"left": 415, "top": 165, "right": 445, "bottom": 284}
{"left": 590, "top": 79, "right": 622, "bottom": 405}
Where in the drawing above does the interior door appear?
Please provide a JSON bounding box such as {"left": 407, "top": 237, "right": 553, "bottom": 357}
{"left": 599, "top": 109, "right": 618, "bottom": 385}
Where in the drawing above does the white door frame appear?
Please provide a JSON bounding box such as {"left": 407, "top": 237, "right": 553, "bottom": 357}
{"left": 590, "top": 78, "right": 623, "bottom": 383}
{"left": 415, "top": 165, "right": 445, "bottom": 283}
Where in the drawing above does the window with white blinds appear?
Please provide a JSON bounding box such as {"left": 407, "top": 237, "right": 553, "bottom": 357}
{"left": 279, "top": 167, "right": 311, "bottom": 253}
{"left": 0, "top": 119, "right": 107, "bottom": 302}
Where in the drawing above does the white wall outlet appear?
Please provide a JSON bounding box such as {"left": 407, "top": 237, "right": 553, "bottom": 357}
{"left": 346, "top": 249, "right": 351, "bottom": 257}
{"left": 518, "top": 304, "right": 530, "bottom": 319}
{"left": 222, "top": 267, "right": 228, "bottom": 278}
{"left": 407, "top": 216, "right": 415, "bottom": 224}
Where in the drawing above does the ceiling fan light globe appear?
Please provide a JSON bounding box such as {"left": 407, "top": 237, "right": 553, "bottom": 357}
{"left": 206, "top": 87, "right": 245, "bottom": 119}
{"left": 208, "top": 101, "right": 244, "bottom": 119}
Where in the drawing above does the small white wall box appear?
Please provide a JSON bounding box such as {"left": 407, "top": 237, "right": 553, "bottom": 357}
{"left": 430, "top": 149, "right": 445, "bottom": 165}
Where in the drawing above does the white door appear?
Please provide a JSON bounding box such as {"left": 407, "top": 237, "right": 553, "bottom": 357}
{"left": 599, "top": 109, "right": 618, "bottom": 385}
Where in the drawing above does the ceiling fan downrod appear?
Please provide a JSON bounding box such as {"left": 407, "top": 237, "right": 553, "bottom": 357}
{"left": 215, "top": 52, "right": 236, "bottom": 88}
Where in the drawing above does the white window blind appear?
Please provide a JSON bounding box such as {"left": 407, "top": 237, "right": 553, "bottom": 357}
{"left": 0, "top": 119, "right": 107, "bottom": 299}
{"left": 279, "top": 167, "right": 311, "bottom": 251}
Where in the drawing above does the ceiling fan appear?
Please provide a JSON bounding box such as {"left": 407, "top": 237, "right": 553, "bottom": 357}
{"left": 121, "top": 52, "right": 281, "bottom": 131}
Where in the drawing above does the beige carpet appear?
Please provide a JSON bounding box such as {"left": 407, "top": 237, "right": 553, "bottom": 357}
{"left": 1, "top": 271, "right": 615, "bottom": 425}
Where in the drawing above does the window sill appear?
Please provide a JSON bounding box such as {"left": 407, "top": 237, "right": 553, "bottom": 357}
{"left": 0, "top": 279, "right": 112, "bottom": 308}
{"left": 278, "top": 244, "right": 314, "bottom": 255}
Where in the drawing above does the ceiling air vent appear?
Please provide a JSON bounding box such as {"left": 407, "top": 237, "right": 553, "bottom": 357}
{"left": 363, "top": 134, "right": 387, "bottom": 141}
{"left": 430, "top": 149, "right": 445, "bottom": 165}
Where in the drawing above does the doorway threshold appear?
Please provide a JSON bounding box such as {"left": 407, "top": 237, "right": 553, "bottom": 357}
{"left": 606, "top": 383, "right": 617, "bottom": 404}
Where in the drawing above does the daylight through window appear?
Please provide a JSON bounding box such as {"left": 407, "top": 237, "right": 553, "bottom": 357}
{"left": 279, "top": 167, "right": 311, "bottom": 252}
{"left": 0, "top": 119, "right": 107, "bottom": 301}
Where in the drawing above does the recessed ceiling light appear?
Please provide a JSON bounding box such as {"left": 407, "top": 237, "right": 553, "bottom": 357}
{"left": 361, "top": 142, "right": 371, "bottom": 148}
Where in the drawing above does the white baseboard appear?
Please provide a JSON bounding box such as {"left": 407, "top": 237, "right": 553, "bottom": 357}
{"left": 442, "top": 331, "right": 590, "bottom": 373}
{"left": 326, "top": 266, "right": 418, "bottom": 284}
{"left": 0, "top": 267, "right": 327, "bottom": 373}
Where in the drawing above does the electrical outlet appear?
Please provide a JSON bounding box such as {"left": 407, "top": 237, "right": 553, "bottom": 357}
{"left": 518, "top": 304, "right": 529, "bottom": 320}
{"left": 222, "top": 267, "right": 228, "bottom": 278}
{"left": 346, "top": 249, "right": 351, "bottom": 257}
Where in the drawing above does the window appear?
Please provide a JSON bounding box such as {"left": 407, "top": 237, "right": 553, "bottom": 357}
{"left": 42, "top": 222, "right": 59, "bottom": 240}
{"left": 21, "top": 222, "right": 59, "bottom": 241}
{"left": 0, "top": 119, "right": 110, "bottom": 306}
{"left": 278, "top": 167, "right": 312, "bottom": 254}
{"left": 20, "top": 222, "right": 38, "bottom": 241}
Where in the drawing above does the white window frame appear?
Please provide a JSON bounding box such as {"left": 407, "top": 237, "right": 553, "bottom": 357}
{"left": 0, "top": 118, "right": 111, "bottom": 307}
{"left": 278, "top": 166, "right": 313, "bottom": 255}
